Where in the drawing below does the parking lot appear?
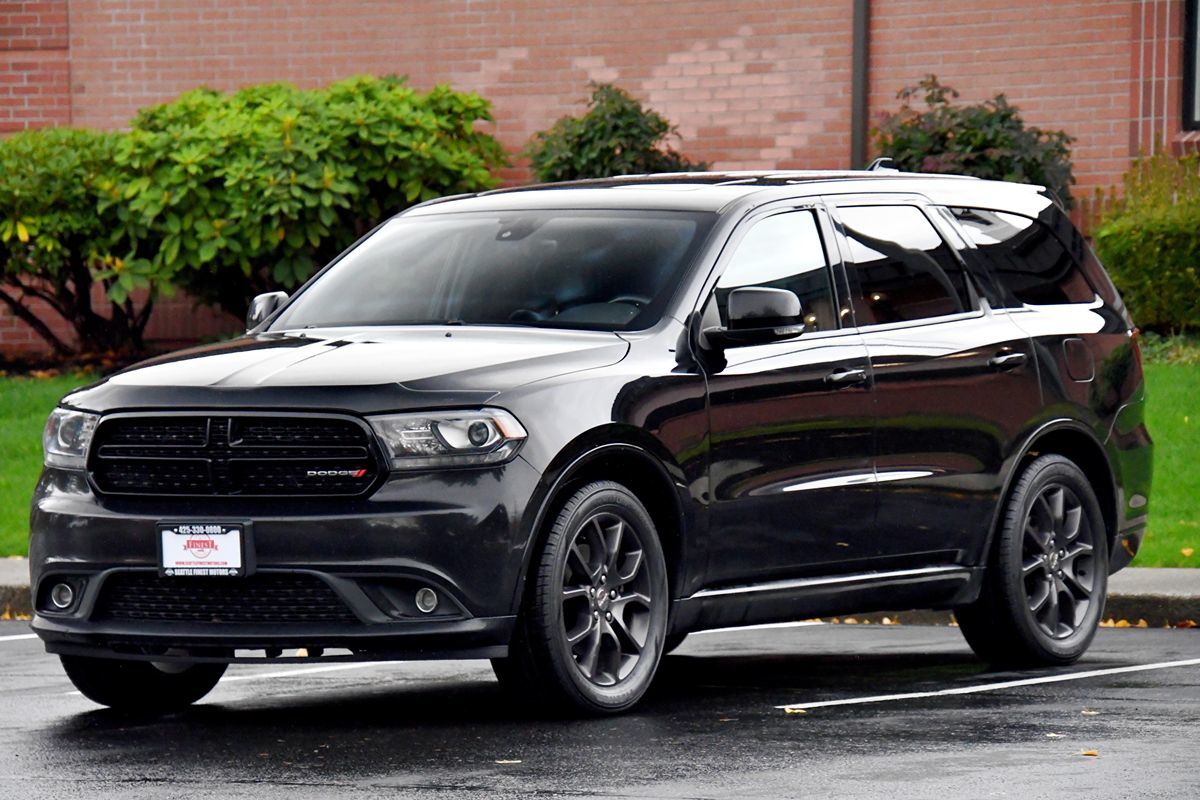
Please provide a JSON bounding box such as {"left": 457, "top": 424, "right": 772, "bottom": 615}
{"left": 2, "top": 620, "right": 1197, "bottom": 799}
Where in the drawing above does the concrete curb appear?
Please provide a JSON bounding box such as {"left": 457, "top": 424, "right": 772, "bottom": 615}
{"left": 2, "top": 560, "right": 1197, "bottom": 627}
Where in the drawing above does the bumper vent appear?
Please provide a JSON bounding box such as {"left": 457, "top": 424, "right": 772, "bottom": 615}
{"left": 94, "top": 572, "right": 360, "bottom": 624}
{"left": 89, "top": 414, "right": 379, "bottom": 497}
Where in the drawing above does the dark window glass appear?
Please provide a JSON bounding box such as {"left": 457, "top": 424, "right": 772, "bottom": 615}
{"left": 951, "top": 208, "right": 1095, "bottom": 306}
{"left": 838, "top": 205, "right": 972, "bottom": 326}
{"left": 714, "top": 210, "right": 836, "bottom": 332}
{"left": 270, "top": 210, "right": 715, "bottom": 332}
{"left": 1187, "top": 0, "right": 1199, "bottom": 130}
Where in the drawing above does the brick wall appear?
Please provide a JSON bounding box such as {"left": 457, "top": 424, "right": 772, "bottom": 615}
{"left": 0, "top": 0, "right": 1192, "bottom": 355}
{"left": 0, "top": 0, "right": 70, "bottom": 131}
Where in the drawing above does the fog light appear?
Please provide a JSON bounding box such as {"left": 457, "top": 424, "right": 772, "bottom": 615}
{"left": 415, "top": 587, "right": 439, "bottom": 614}
{"left": 49, "top": 582, "right": 74, "bottom": 610}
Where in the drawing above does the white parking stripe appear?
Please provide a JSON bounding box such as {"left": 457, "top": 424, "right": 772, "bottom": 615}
{"left": 221, "top": 661, "right": 404, "bottom": 683}
{"left": 0, "top": 634, "right": 37, "bottom": 643}
{"left": 693, "top": 620, "right": 825, "bottom": 636}
{"left": 64, "top": 660, "right": 407, "bottom": 696}
{"left": 778, "top": 657, "right": 1200, "bottom": 711}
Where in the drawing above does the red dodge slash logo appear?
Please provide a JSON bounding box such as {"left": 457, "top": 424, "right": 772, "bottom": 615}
{"left": 184, "top": 537, "right": 218, "bottom": 559}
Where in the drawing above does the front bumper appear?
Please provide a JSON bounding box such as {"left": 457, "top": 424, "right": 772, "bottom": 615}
{"left": 29, "top": 458, "right": 542, "bottom": 662}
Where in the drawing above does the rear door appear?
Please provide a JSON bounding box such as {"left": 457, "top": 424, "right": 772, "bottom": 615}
{"left": 827, "top": 199, "right": 1042, "bottom": 566}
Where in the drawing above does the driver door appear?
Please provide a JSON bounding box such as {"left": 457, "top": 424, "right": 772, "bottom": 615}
{"left": 702, "top": 205, "right": 878, "bottom": 589}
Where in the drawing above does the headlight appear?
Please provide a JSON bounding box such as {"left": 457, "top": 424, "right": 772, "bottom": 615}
{"left": 368, "top": 409, "right": 528, "bottom": 470}
{"left": 42, "top": 408, "right": 99, "bottom": 470}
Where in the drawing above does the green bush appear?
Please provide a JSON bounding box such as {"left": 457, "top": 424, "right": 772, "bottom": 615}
{"left": 106, "top": 75, "right": 506, "bottom": 319}
{"left": 1093, "top": 152, "right": 1200, "bottom": 333}
{"left": 873, "top": 75, "right": 1075, "bottom": 207}
{"left": 0, "top": 128, "right": 159, "bottom": 355}
{"left": 525, "top": 83, "right": 706, "bottom": 182}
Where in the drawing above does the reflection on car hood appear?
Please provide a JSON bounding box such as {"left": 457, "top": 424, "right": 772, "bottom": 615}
{"left": 103, "top": 327, "right": 630, "bottom": 392}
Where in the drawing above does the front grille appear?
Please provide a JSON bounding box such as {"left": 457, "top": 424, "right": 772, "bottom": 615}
{"left": 89, "top": 414, "right": 379, "bottom": 496}
{"left": 94, "top": 572, "right": 360, "bottom": 624}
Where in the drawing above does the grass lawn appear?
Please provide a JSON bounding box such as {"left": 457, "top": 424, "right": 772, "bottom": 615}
{"left": 0, "top": 373, "right": 93, "bottom": 557}
{"left": 1138, "top": 363, "right": 1200, "bottom": 567}
{"left": 0, "top": 364, "right": 1195, "bottom": 565}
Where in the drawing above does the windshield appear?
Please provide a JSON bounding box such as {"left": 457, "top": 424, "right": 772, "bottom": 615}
{"left": 269, "top": 209, "right": 716, "bottom": 332}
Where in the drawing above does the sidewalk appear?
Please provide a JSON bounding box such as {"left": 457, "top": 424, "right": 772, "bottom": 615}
{"left": 1, "top": 557, "right": 1197, "bottom": 625}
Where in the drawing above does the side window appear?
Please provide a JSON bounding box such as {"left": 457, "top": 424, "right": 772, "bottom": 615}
{"left": 837, "top": 205, "right": 974, "bottom": 326}
{"left": 951, "top": 208, "right": 1095, "bottom": 307}
{"left": 714, "top": 210, "right": 837, "bottom": 332}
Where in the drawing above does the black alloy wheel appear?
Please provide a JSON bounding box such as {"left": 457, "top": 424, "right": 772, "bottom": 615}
{"left": 560, "top": 509, "right": 655, "bottom": 686}
{"left": 1020, "top": 482, "right": 1098, "bottom": 639}
{"left": 957, "top": 454, "right": 1108, "bottom": 666}
{"left": 492, "top": 480, "right": 669, "bottom": 714}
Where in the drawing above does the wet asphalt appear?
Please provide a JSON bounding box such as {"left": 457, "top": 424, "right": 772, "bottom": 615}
{"left": 1, "top": 620, "right": 1198, "bottom": 799}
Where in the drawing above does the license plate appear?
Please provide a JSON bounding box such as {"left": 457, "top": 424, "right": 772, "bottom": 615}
{"left": 159, "top": 522, "right": 244, "bottom": 576}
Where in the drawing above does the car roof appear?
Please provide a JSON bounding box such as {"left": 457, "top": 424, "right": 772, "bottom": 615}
{"left": 402, "top": 170, "right": 1056, "bottom": 218}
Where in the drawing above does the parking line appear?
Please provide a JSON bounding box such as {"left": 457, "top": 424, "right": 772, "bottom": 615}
{"left": 63, "top": 660, "right": 406, "bottom": 696}
{"left": 222, "top": 661, "right": 404, "bottom": 683}
{"left": 0, "top": 634, "right": 37, "bottom": 643}
{"left": 777, "top": 657, "right": 1200, "bottom": 711}
{"left": 693, "top": 620, "right": 825, "bottom": 636}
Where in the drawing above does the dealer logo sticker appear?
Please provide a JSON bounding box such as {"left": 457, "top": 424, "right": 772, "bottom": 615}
{"left": 183, "top": 537, "right": 218, "bottom": 559}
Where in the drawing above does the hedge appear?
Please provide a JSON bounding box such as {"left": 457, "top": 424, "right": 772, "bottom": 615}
{"left": 0, "top": 75, "right": 505, "bottom": 354}
{"left": 1094, "top": 153, "right": 1200, "bottom": 333}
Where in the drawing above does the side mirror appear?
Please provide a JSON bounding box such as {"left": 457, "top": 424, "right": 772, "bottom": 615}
{"left": 704, "top": 287, "right": 805, "bottom": 348}
{"left": 246, "top": 291, "right": 288, "bottom": 332}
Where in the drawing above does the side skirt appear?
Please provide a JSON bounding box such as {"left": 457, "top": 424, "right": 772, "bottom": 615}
{"left": 669, "top": 565, "right": 983, "bottom": 634}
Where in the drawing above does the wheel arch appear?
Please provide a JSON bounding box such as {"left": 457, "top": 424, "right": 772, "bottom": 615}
{"left": 511, "top": 427, "right": 692, "bottom": 613}
{"left": 984, "top": 419, "right": 1118, "bottom": 565}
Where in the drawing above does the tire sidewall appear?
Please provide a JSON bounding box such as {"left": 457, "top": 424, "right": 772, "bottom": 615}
{"left": 535, "top": 483, "right": 669, "bottom": 712}
{"left": 998, "top": 457, "right": 1109, "bottom": 661}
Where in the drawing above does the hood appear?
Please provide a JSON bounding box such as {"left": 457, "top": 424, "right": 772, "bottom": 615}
{"left": 64, "top": 326, "right": 630, "bottom": 414}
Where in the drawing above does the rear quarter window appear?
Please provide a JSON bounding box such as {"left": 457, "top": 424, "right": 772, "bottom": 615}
{"left": 950, "top": 208, "right": 1096, "bottom": 307}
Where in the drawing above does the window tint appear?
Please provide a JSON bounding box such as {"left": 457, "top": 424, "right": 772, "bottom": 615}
{"left": 838, "top": 205, "right": 973, "bottom": 326}
{"left": 714, "top": 210, "right": 836, "bottom": 332}
{"left": 951, "top": 208, "right": 1095, "bottom": 306}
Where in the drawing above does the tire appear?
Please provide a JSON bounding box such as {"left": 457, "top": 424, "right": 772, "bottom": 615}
{"left": 61, "top": 655, "right": 227, "bottom": 712}
{"left": 493, "top": 480, "right": 669, "bottom": 715}
{"left": 957, "top": 454, "right": 1109, "bottom": 666}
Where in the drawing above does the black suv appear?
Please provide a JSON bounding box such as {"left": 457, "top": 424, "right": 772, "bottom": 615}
{"left": 30, "top": 171, "right": 1152, "bottom": 714}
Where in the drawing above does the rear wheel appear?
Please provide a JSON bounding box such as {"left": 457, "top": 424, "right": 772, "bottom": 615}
{"left": 493, "top": 480, "right": 669, "bottom": 714}
{"left": 957, "top": 454, "right": 1108, "bottom": 666}
{"left": 61, "top": 655, "right": 227, "bottom": 712}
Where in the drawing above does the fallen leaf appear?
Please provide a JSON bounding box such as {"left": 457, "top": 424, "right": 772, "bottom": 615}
{"left": 843, "top": 617, "right": 859, "bottom": 625}
{"left": 1100, "top": 618, "right": 1116, "bottom": 628}
{"left": 1080, "top": 750, "right": 1099, "bottom": 757}
{"left": 881, "top": 617, "right": 895, "bottom": 625}
{"left": 1115, "top": 619, "right": 1131, "bottom": 628}
{"left": 1081, "top": 709, "right": 1100, "bottom": 716}
{"left": 784, "top": 707, "right": 807, "bottom": 715}
{"left": 1136, "top": 619, "right": 1148, "bottom": 628}
{"left": 1182, "top": 547, "right": 1195, "bottom": 558}
{"left": 1176, "top": 619, "right": 1198, "bottom": 629}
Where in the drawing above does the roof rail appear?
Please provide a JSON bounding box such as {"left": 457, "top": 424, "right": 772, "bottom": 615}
{"left": 866, "top": 157, "right": 899, "bottom": 172}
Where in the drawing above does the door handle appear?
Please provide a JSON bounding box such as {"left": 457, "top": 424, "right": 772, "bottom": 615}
{"left": 988, "top": 351, "right": 1028, "bottom": 370}
{"left": 824, "top": 367, "right": 868, "bottom": 387}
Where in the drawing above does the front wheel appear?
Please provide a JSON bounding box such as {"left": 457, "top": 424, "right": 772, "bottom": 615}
{"left": 494, "top": 480, "right": 669, "bottom": 714}
{"left": 957, "top": 454, "right": 1109, "bottom": 666}
{"left": 61, "top": 655, "right": 227, "bottom": 712}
